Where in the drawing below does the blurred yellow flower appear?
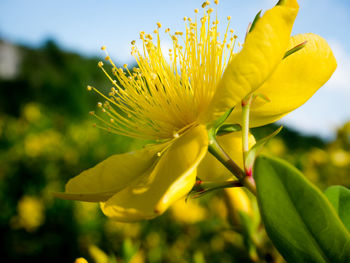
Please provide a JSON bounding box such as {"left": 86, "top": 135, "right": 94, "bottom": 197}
{"left": 56, "top": 0, "right": 336, "bottom": 221}
{"left": 88, "top": 245, "right": 109, "bottom": 263}
{"left": 24, "top": 130, "right": 62, "bottom": 158}
{"left": 170, "top": 198, "right": 207, "bottom": 224}
{"left": 74, "top": 258, "right": 89, "bottom": 263}
{"left": 104, "top": 220, "right": 141, "bottom": 239}
{"left": 23, "top": 102, "right": 41, "bottom": 123}
{"left": 330, "top": 149, "right": 350, "bottom": 167}
{"left": 11, "top": 195, "right": 45, "bottom": 232}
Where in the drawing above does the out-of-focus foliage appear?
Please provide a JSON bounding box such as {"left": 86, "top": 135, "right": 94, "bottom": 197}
{"left": 0, "top": 39, "right": 349, "bottom": 263}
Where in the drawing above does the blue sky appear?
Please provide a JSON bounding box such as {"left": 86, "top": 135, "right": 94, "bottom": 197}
{"left": 1, "top": 0, "right": 350, "bottom": 139}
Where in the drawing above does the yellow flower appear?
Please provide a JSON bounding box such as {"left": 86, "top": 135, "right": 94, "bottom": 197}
{"left": 55, "top": 0, "right": 336, "bottom": 221}
{"left": 11, "top": 196, "right": 45, "bottom": 232}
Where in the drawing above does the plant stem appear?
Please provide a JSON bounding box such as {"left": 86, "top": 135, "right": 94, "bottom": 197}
{"left": 208, "top": 133, "right": 257, "bottom": 195}
{"left": 242, "top": 94, "right": 253, "bottom": 167}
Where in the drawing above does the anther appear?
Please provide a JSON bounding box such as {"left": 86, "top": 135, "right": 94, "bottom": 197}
{"left": 227, "top": 16, "right": 231, "bottom": 20}
{"left": 194, "top": 9, "right": 199, "bottom": 13}
{"left": 156, "top": 22, "right": 162, "bottom": 28}
{"left": 86, "top": 85, "right": 92, "bottom": 91}
{"left": 140, "top": 31, "right": 145, "bottom": 39}
{"left": 131, "top": 40, "right": 136, "bottom": 45}
{"left": 98, "top": 61, "right": 104, "bottom": 67}
{"left": 97, "top": 102, "right": 103, "bottom": 107}
{"left": 214, "top": 0, "right": 219, "bottom": 4}
{"left": 89, "top": 111, "right": 95, "bottom": 115}
{"left": 105, "top": 56, "right": 110, "bottom": 61}
{"left": 202, "top": 1, "right": 210, "bottom": 8}
{"left": 101, "top": 46, "right": 106, "bottom": 50}
{"left": 183, "top": 17, "right": 187, "bottom": 21}
{"left": 123, "top": 64, "right": 128, "bottom": 68}
{"left": 156, "top": 152, "right": 161, "bottom": 157}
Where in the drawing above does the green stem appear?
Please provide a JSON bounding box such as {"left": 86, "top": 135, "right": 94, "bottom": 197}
{"left": 208, "top": 131, "right": 257, "bottom": 195}
{"left": 242, "top": 94, "right": 253, "bottom": 167}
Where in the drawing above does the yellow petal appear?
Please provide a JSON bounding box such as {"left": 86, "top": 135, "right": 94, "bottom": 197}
{"left": 101, "top": 125, "right": 208, "bottom": 221}
{"left": 229, "top": 33, "right": 337, "bottom": 127}
{"left": 197, "top": 132, "right": 255, "bottom": 182}
{"left": 203, "top": 0, "right": 299, "bottom": 123}
{"left": 54, "top": 142, "right": 168, "bottom": 202}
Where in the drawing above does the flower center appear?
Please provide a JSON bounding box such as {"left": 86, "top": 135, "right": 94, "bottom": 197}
{"left": 90, "top": 1, "right": 238, "bottom": 140}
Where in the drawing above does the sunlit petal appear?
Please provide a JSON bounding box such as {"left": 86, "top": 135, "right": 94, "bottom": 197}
{"left": 204, "top": 0, "right": 299, "bottom": 122}
{"left": 55, "top": 142, "right": 168, "bottom": 202}
{"left": 101, "top": 125, "right": 208, "bottom": 221}
{"left": 228, "top": 33, "right": 337, "bottom": 127}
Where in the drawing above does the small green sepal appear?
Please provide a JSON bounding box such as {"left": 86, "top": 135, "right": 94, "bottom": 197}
{"left": 276, "top": 0, "right": 287, "bottom": 6}
{"left": 253, "top": 93, "right": 271, "bottom": 103}
{"left": 208, "top": 107, "right": 235, "bottom": 131}
{"left": 217, "top": 124, "right": 242, "bottom": 136}
{"left": 283, "top": 41, "right": 307, "bottom": 59}
{"left": 187, "top": 179, "right": 243, "bottom": 199}
{"left": 245, "top": 126, "right": 282, "bottom": 172}
{"left": 249, "top": 10, "right": 262, "bottom": 33}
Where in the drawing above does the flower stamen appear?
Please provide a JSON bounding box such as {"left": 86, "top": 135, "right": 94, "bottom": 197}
{"left": 89, "top": 4, "right": 238, "bottom": 140}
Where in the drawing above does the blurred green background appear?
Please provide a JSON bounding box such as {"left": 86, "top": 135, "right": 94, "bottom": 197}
{"left": 1, "top": 39, "right": 349, "bottom": 263}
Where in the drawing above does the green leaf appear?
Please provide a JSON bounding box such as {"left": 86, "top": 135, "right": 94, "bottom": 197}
{"left": 325, "top": 185, "right": 350, "bottom": 232}
{"left": 254, "top": 155, "right": 350, "bottom": 263}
